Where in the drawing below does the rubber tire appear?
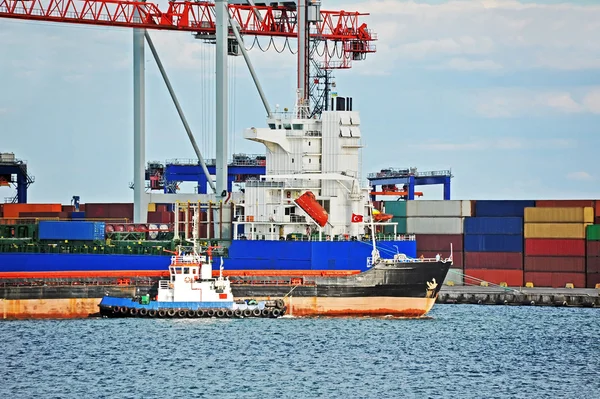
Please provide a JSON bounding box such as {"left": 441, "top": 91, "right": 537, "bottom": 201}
{"left": 243, "top": 309, "right": 252, "bottom": 317}
{"left": 129, "top": 308, "right": 138, "bottom": 317}
{"left": 167, "top": 309, "right": 176, "bottom": 317}
{"left": 158, "top": 309, "right": 167, "bottom": 317}
{"left": 226, "top": 309, "right": 234, "bottom": 318}
{"left": 216, "top": 309, "right": 225, "bottom": 318}
{"left": 177, "top": 310, "right": 186, "bottom": 318}
{"left": 120, "top": 307, "right": 128, "bottom": 315}
{"left": 272, "top": 308, "right": 281, "bottom": 318}
{"left": 234, "top": 309, "right": 242, "bottom": 318}
{"left": 275, "top": 299, "right": 285, "bottom": 309}
{"left": 207, "top": 309, "right": 215, "bottom": 317}
{"left": 261, "top": 308, "right": 271, "bottom": 317}
{"left": 139, "top": 308, "right": 148, "bottom": 317}
{"left": 148, "top": 309, "right": 157, "bottom": 318}
{"left": 252, "top": 308, "right": 261, "bottom": 317}
{"left": 186, "top": 310, "right": 195, "bottom": 318}
{"left": 195, "top": 309, "right": 205, "bottom": 318}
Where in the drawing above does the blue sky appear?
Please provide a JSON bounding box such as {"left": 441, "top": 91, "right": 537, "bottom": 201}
{"left": 1, "top": 0, "right": 600, "bottom": 203}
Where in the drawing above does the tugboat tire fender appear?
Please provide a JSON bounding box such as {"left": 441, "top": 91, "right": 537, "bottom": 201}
{"left": 207, "top": 309, "right": 215, "bottom": 317}
{"left": 243, "top": 309, "right": 252, "bottom": 317}
{"left": 167, "top": 309, "right": 176, "bottom": 317}
{"left": 252, "top": 308, "right": 261, "bottom": 317}
{"left": 216, "top": 309, "right": 225, "bottom": 318}
{"left": 129, "top": 308, "right": 138, "bottom": 316}
{"left": 195, "top": 309, "right": 205, "bottom": 318}
{"left": 272, "top": 309, "right": 281, "bottom": 318}
{"left": 112, "top": 307, "right": 120, "bottom": 314}
{"left": 275, "top": 299, "right": 285, "bottom": 309}
{"left": 148, "top": 309, "right": 157, "bottom": 317}
{"left": 139, "top": 308, "right": 148, "bottom": 317}
{"left": 234, "top": 309, "right": 243, "bottom": 318}
{"left": 120, "top": 307, "right": 128, "bottom": 314}
{"left": 158, "top": 309, "right": 167, "bottom": 317}
{"left": 226, "top": 309, "right": 234, "bottom": 318}
{"left": 177, "top": 309, "right": 186, "bottom": 318}
{"left": 186, "top": 310, "right": 195, "bottom": 317}
{"left": 261, "top": 309, "right": 271, "bottom": 317}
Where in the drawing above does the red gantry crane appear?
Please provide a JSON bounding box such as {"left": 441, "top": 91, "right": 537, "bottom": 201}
{"left": 0, "top": 0, "right": 377, "bottom": 221}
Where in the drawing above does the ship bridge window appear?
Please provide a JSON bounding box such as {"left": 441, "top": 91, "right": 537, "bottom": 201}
{"left": 293, "top": 124, "right": 303, "bottom": 130}
{"left": 283, "top": 123, "right": 292, "bottom": 130}
{"left": 183, "top": 267, "right": 190, "bottom": 274}
{"left": 192, "top": 269, "right": 196, "bottom": 274}
{"left": 175, "top": 267, "right": 182, "bottom": 274}
{"left": 268, "top": 123, "right": 276, "bottom": 129}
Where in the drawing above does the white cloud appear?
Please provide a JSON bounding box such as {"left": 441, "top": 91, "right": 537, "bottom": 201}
{"left": 471, "top": 87, "right": 600, "bottom": 117}
{"left": 567, "top": 171, "right": 594, "bottom": 181}
{"left": 346, "top": 0, "right": 600, "bottom": 74}
{"left": 409, "top": 137, "right": 576, "bottom": 151}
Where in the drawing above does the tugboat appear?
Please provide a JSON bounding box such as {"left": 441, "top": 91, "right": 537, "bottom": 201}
{"left": 98, "top": 210, "right": 287, "bottom": 319}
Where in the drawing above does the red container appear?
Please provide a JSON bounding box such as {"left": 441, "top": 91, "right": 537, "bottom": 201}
{"left": 416, "top": 234, "right": 463, "bottom": 252}
{"left": 85, "top": 203, "right": 134, "bottom": 220}
{"left": 586, "top": 241, "right": 600, "bottom": 257}
{"left": 61, "top": 205, "right": 75, "bottom": 212}
{"left": 586, "top": 257, "right": 600, "bottom": 274}
{"left": 587, "top": 273, "right": 600, "bottom": 288}
{"left": 464, "top": 252, "right": 523, "bottom": 270}
{"left": 85, "top": 204, "right": 109, "bottom": 218}
{"left": 417, "top": 250, "right": 463, "bottom": 267}
{"left": 463, "top": 268, "right": 523, "bottom": 287}
{"left": 156, "top": 204, "right": 168, "bottom": 213}
{"left": 535, "top": 200, "right": 595, "bottom": 208}
{"left": 18, "top": 212, "right": 62, "bottom": 218}
{"left": 525, "top": 238, "right": 585, "bottom": 256}
{"left": 595, "top": 216, "right": 600, "bottom": 224}
{"left": 524, "top": 272, "right": 585, "bottom": 288}
{"left": 147, "top": 211, "right": 172, "bottom": 224}
{"left": 524, "top": 256, "right": 585, "bottom": 272}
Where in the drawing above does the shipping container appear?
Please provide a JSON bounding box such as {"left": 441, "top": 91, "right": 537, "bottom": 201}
{"left": 463, "top": 268, "right": 523, "bottom": 287}
{"left": 71, "top": 212, "right": 86, "bottom": 219}
{"left": 523, "top": 207, "right": 594, "bottom": 223}
{"left": 61, "top": 205, "right": 75, "bottom": 213}
{"left": 406, "top": 200, "right": 471, "bottom": 217}
{"left": 587, "top": 272, "right": 600, "bottom": 288}
{"left": 524, "top": 256, "right": 585, "bottom": 273}
{"left": 416, "top": 234, "right": 463, "bottom": 252}
{"left": 474, "top": 200, "right": 535, "bottom": 217}
{"left": 524, "top": 272, "right": 585, "bottom": 288}
{"left": 147, "top": 211, "right": 173, "bottom": 224}
{"left": 38, "top": 221, "right": 105, "bottom": 241}
{"left": 524, "top": 223, "right": 589, "bottom": 239}
{"left": 406, "top": 217, "right": 463, "bottom": 234}
{"left": 2, "top": 203, "right": 62, "bottom": 218}
{"left": 586, "top": 225, "right": 600, "bottom": 241}
{"left": 383, "top": 201, "right": 407, "bottom": 217}
{"left": 464, "top": 252, "right": 523, "bottom": 269}
{"left": 586, "top": 257, "right": 600, "bottom": 274}
{"left": 444, "top": 268, "right": 464, "bottom": 286}
{"left": 535, "top": 200, "right": 595, "bottom": 208}
{"left": 595, "top": 217, "right": 600, "bottom": 225}
{"left": 463, "top": 217, "right": 523, "bottom": 235}
{"left": 17, "top": 212, "right": 62, "bottom": 218}
{"left": 417, "top": 250, "right": 463, "bottom": 267}
{"left": 525, "top": 238, "right": 585, "bottom": 257}
{"left": 383, "top": 217, "right": 407, "bottom": 234}
{"left": 587, "top": 240, "right": 600, "bottom": 257}
{"left": 463, "top": 234, "right": 523, "bottom": 252}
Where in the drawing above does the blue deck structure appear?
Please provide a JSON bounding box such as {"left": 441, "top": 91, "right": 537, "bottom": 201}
{"left": 144, "top": 154, "right": 266, "bottom": 194}
{"left": 367, "top": 168, "right": 452, "bottom": 201}
{"left": 0, "top": 154, "right": 34, "bottom": 203}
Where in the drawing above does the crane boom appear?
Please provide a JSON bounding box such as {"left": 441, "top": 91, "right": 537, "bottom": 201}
{"left": 0, "top": 0, "right": 376, "bottom": 42}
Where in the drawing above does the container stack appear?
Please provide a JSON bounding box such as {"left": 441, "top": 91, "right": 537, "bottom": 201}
{"left": 523, "top": 206, "right": 593, "bottom": 288}
{"left": 382, "top": 201, "right": 407, "bottom": 235}
{"left": 2, "top": 203, "right": 63, "bottom": 219}
{"left": 462, "top": 200, "right": 532, "bottom": 286}
{"left": 405, "top": 200, "right": 470, "bottom": 285}
{"left": 586, "top": 225, "right": 600, "bottom": 288}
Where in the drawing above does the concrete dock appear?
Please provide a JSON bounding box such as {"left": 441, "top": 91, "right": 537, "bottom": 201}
{"left": 438, "top": 286, "right": 600, "bottom": 307}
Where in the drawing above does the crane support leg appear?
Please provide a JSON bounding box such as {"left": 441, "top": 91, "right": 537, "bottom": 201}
{"left": 215, "top": 0, "right": 228, "bottom": 197}
{"left": 133, "top": 26, "right": 147, "bottom": 223}
{"left": 144, "top": 31, "right": 216, "bottom": 194}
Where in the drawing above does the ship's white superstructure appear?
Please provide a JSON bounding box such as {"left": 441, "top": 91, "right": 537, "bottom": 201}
{"left": 237, "top": 100, "right": 389, "bottom": 240}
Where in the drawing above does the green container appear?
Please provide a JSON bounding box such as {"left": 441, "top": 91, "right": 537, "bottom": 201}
{"left": 586, "top": 224, "right": 600, "bottom": 241}
{"left": 384, "top": 217, "right": 407, "bottom": 235}
{"left": 383, "top": 201, "right": 407, "bottom": 217}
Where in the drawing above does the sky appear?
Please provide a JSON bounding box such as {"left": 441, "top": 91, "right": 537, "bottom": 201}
{"left": 1, "top": 0, "right": 600, "bottom": 204}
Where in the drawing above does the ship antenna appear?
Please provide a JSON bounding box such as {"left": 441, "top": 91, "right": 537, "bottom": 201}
{"left": 369, "top": 202, "right": 380, "bottom": 262}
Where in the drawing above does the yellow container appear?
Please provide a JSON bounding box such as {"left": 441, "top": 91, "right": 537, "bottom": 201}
{"left": 523, "top": 207, "right": 594, "bottom": 223}
{"left": 524, "top": 223, "right": 591, "bottom": 239}
{"left": 148, "top": 203, "right": 156, "bottom": 212}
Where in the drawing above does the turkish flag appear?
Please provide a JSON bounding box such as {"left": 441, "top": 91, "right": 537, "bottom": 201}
{"left": 351, "top": 213, "right": 363, "bottom": 223}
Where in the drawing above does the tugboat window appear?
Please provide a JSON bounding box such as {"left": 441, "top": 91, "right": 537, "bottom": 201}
{"left": 184, "top": 267, "right": 190, "bottom": 274}
{"left": 192, "top": 269, "right": 196, "bottom": 274}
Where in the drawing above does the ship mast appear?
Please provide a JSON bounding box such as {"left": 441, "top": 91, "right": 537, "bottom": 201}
{"left": 369, "top": 203, "right": 380, "bottom": 263}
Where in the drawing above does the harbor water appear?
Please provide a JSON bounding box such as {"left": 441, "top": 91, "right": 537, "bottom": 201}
{"left": 1, "top": 305, "right": 598, "bottom": 398}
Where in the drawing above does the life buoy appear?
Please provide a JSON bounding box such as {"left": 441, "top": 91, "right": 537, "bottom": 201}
{"left": 184, "top": 277, "right": 191, "bottom": 283}
{"left": 169, "top": 283, "right": 174, "bottom": 289}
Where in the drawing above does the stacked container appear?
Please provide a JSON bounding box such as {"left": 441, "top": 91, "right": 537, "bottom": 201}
{"left": 462, "top": 200, "right": 532, "bottom": 286}
{"left": 382, "top": 201, "right": 407, "bottom": 234}
{"left": 523, "top": 206, "right": 593, "bottom": 288}
{"left": 586, "top": 225, "right": 600, "bottom": 288}
{"left": 404, "top": 200, "right": 471, "bottom": 285}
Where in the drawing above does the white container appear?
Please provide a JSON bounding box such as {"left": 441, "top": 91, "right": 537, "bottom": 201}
{"left": 0, "top": 152, "right": 16, "bottom": 162}
{"left": 406, "top": 217, "right": 464, "bottom": 234}
{"left": 443, "top": 268, "right": 464, "bottom": 286}
{"left": 406, "top": 200, "right": 472, "bottom": 217}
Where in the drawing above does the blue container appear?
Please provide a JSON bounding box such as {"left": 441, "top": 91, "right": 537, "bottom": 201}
{"left": 38, "top": 221, "right": 105, "bottom": 241}
{"left": 464, "top": 217, "right": 523, "bottom": 235}
{"left": 464, "top": 234, "right": 523, "bottom": 252}
{"left": 474, "top": 200, "right": 535, "bottom": 217}
{"left": 71, "top": 212, "right": 86, "bottom": 219}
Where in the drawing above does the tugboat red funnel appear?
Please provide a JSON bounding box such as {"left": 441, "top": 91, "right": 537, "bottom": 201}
{"left": 294, "top": 191, "right": 328, "bottom": 227}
